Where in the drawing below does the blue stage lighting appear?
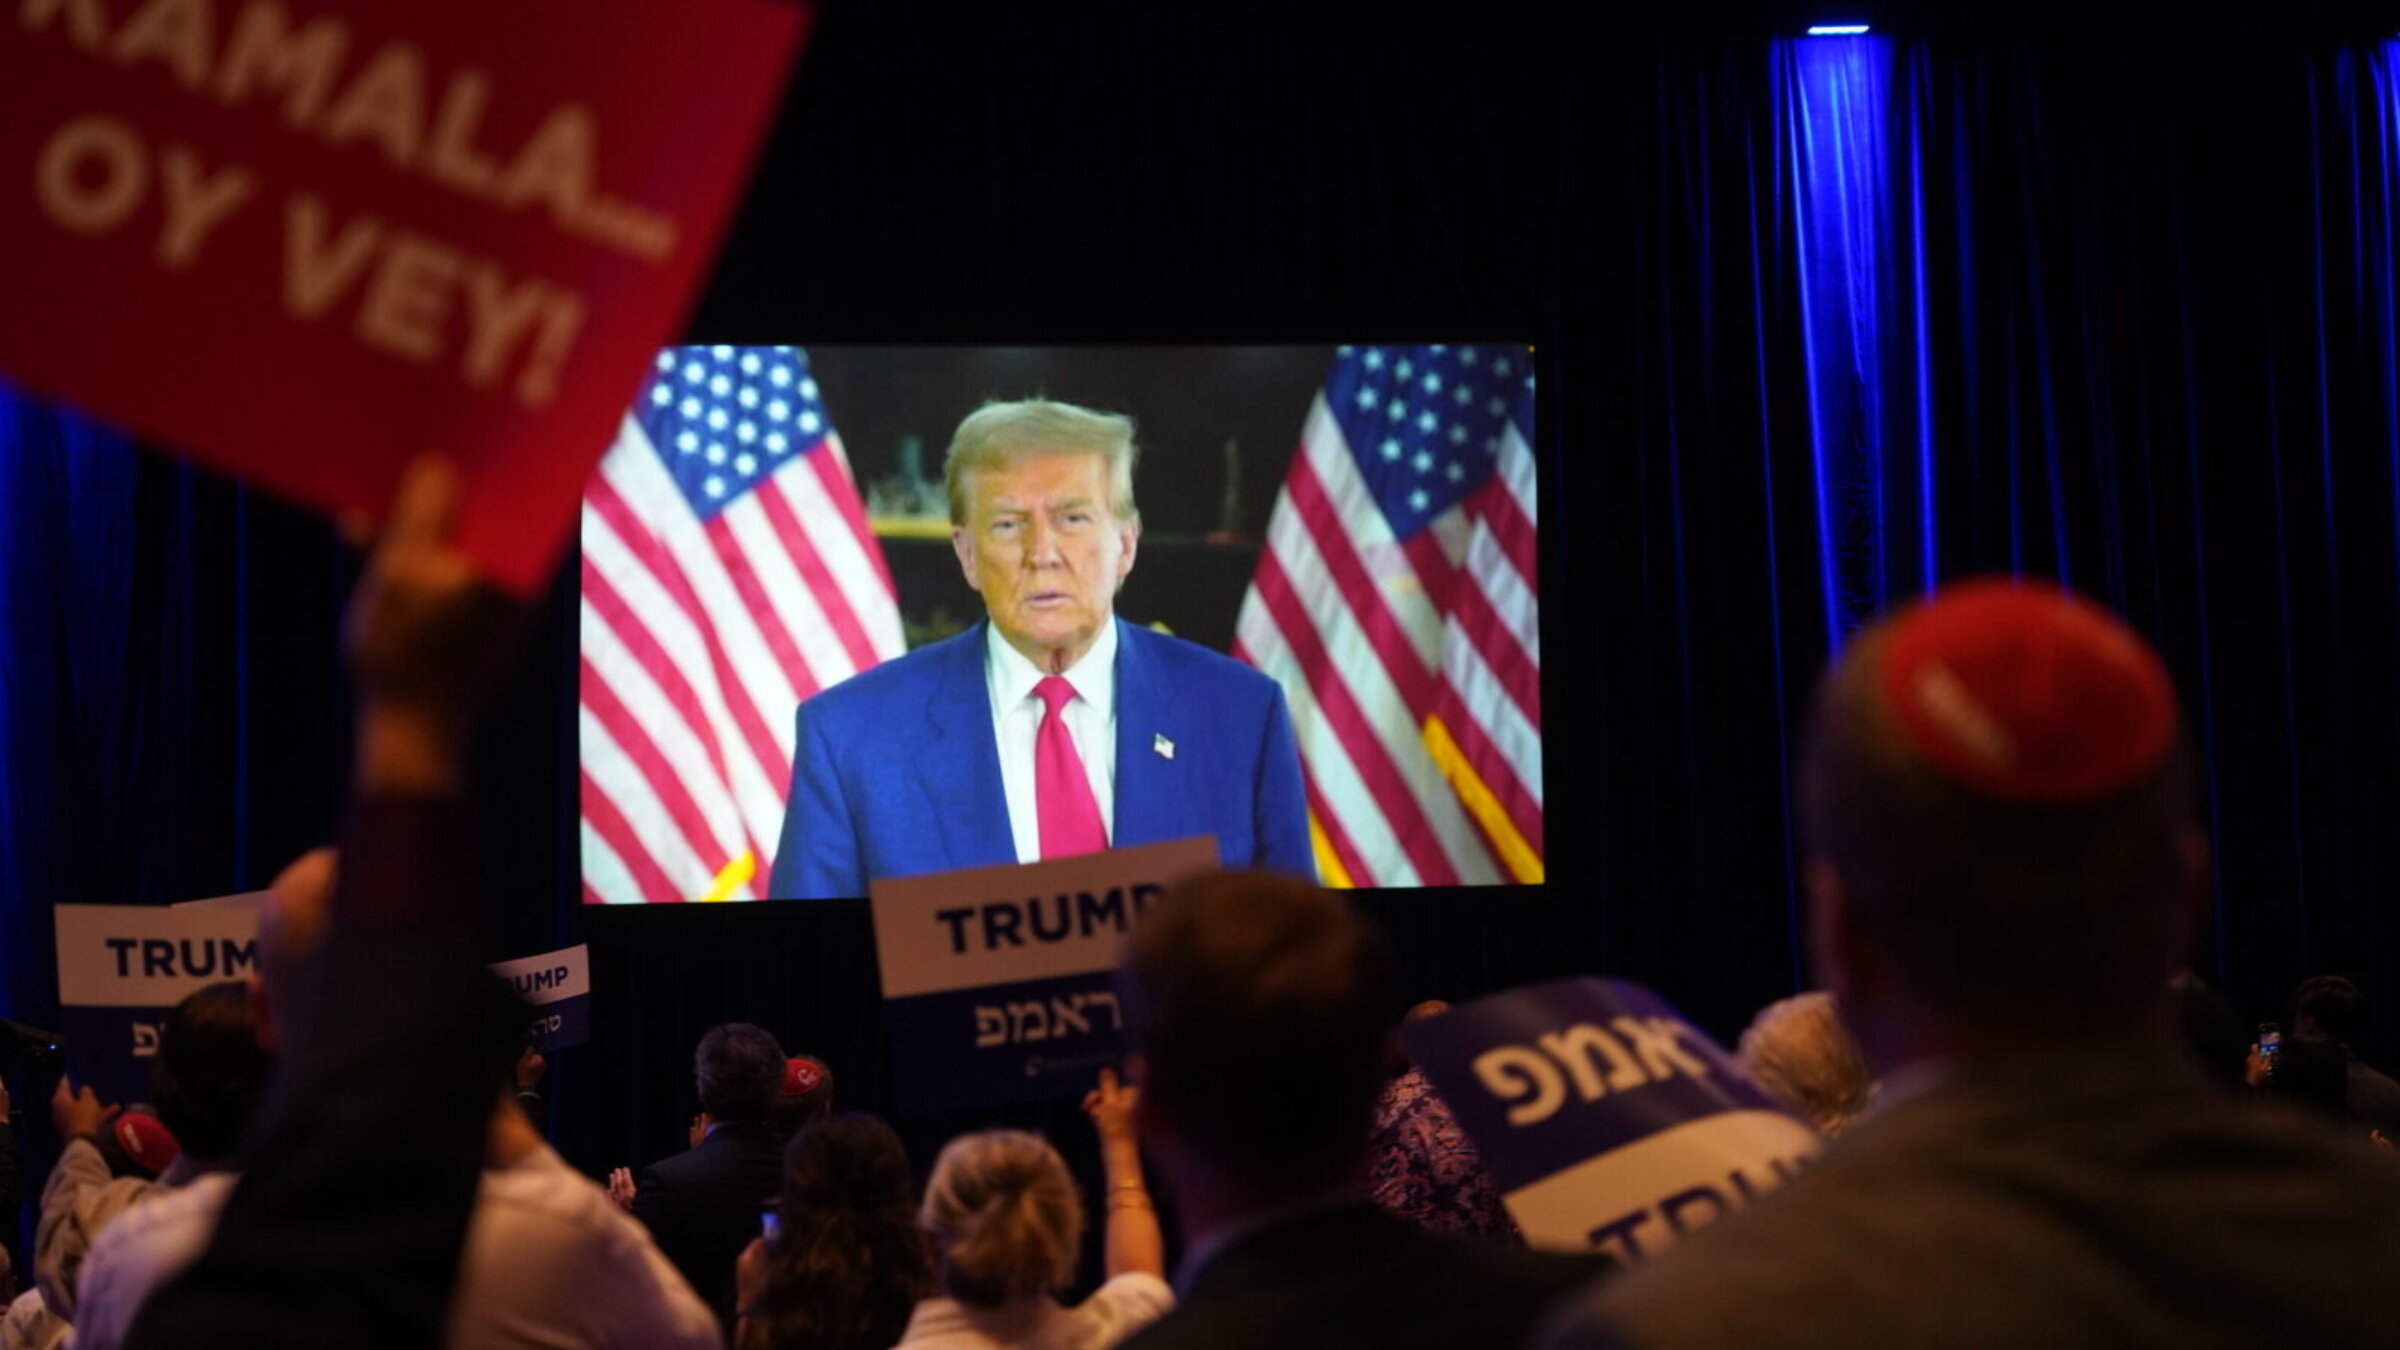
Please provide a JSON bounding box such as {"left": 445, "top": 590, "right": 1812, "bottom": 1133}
{"left": 1806, "top": 24, "right": 1871, "bottom": 35}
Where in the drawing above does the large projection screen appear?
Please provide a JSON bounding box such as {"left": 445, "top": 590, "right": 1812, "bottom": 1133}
{"left": 577, "top": 345, "right": 1541, "bottom": 902}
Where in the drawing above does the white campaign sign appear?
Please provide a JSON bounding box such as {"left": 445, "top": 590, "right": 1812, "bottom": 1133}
{"left": 1503, "top": 1110, "right": 1823, "bottom": 1258}
{"left": 491, "top": 945, "right": 591, "bottom": 1005}
{"left": 871, "top": 836, "right": 1222, "bottom": 1115}
{"left": 56, "top": 904, "right": 264, "bottom": 1007}
{"left": 870, "top": 836, "right": 1220, "bottom": 998}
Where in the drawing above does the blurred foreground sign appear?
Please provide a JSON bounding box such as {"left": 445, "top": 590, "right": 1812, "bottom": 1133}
{"left": 870, "top": 837, "right": 1219, "bottom": 1116}
{"left": 0, "top": 0, "right": 809, "bottom": 595}
{"left": 1402, "top": 978, "right": 1823, "bottom": 1262}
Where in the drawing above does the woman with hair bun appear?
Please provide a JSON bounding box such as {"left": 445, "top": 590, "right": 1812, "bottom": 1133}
{"left": 734, "top": 1114, "right": 930, "bottom": 1350}
{"left": 892, "top": 1068, "right": 1171, "bottom": 1350}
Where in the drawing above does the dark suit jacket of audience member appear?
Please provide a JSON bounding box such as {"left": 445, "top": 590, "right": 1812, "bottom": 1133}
{"left": 2343, "top": 1055, "right": 2400, "bottom": 1136}
{"left": 1121, "top": 1202, "right": 1609, "bottom": 1350}
{"left": 1544, "top": 1040, "right": 2400, "bottom": 1350}
{"left": 634, "top": 1119, "right": 786, "bottom": 1328}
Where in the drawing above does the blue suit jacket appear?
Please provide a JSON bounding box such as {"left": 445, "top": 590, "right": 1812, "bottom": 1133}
{"left": 767, "top": 619, "right": 1316, "bottom": 898}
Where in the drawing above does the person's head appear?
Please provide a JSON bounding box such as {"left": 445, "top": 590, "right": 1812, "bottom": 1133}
{"left": 918, "top": 1130, "right": 1082, "bottom": 1308}
{"left": 768, "top": 1055, "right": 836, "bottom": 1139}
{"left": 744, "top": 1114, "right": 929, "bottom": 1350}
{"left": 1119, "top": 870, "right": 1399, "bottom": 1199}
{"left": 1800, "top": 578, "right": 2204, "bottom": 1069}
{"left": 1736, "top": 991, "right": 1875, "bottom": 1138}
{"left": 254, "top": 846, "right": 337, "bottom": 1052}
{"left": 946, "top": 399, "right": 1141, "bottom": 675}
{"left": 151, "top": 980, "right": 270, "bottom": 1163}
{"left": 2292, "top": 975, "right": 2363, "bottom": 1045}
{"left": 694, "top": 1023, "right": 786, "bottom": 1125}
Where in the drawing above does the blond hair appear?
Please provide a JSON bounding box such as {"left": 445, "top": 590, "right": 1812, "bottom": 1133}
{"left": 1736, "top": 991, "right": 1875, "bottom": 1138}
{"left": 943, "top": 399, "right": 1140, "bottom": 527}
{"left": 919, "top": 1130, "right": 1085, "bottom": 1307}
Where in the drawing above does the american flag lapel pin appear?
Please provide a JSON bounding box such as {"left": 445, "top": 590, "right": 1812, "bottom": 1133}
{"left": 1153, "top": 733, "right": 1175, "bottom": 760}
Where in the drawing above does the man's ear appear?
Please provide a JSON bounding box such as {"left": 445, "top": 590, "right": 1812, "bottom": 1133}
{"left": 1806, "top": 858, "right": 1865, "bottom": 1002}
{"left": 1809, "top": 859, "right": 1901, "bottom": 1071}
{"left": 1114, "top": 518, "right": 1140, "bottom": 588}
{"left": 951, "top": 527, "right": 981, "bottom": 593}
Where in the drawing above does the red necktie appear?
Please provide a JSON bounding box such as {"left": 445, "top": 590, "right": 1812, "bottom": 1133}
{"left": 1035, "top": 675, "right": 1109, "bottom": 859}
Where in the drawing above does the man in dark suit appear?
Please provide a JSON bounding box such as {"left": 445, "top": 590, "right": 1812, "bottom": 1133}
{"left": 2289, "top": 974, "right": 2400, "bottom": 1139}
{"left": 1115, "top": 871, "right": 1609, "bottom": 1350}
{"left": 628, "top": 1022, "right": 788, "bottom": 1330}
{"left": 767, "top": 399, "right": 1313, "bottom": 899}
{"left": 1540, "top": 578, "right": 2400, "bottom": 1350}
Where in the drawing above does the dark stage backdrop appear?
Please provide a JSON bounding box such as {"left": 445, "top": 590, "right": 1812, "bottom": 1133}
{"left": 5, "top": 8, "right": 2400, "bottom": 1260}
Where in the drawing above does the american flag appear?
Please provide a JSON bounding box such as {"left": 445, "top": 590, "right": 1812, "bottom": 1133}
{"left": 579, "top": 345, "right": 905, "bottom": 904}
{"left": 1234, "top": 345, "right": 1542, "bottom": 887}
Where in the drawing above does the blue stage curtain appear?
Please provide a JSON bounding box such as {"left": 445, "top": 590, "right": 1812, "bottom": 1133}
{"left": 0, "top": 391, "right": 174, "bottom": 1031}
{"left": 1781, "top": 34, "right": 1914, "bottom": 646}
{"left": 0, "top": 396, "right": 366, "bottom": 1038}
{"left": 1619, "top": 35, "right": 2400, "bottom": 1030}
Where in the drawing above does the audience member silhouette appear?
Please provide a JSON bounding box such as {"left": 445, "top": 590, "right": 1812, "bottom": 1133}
{"left": 893, "top": 1069, "right": 1170, "bottom": 1350}
{"left": 80, "top": 855, "right": 714, "bottom": 1350}
{"left": 120, "top": 456, "right": 590, "bottom": 1348}
{"left": 1366, "top": 999, "right": 1520, "bottom": 1244}
{"left": 1539, "top": 577, "right": 2400, "bottom": 1350}
{"left": 1114, "top": 871, "right": 1610, "bottom": 1350}
{"left": 2260, "top": 1031, "right": 2352, "bottom": 1125}
{"left": 768, "top": 1056, "right": 835, "bottom": 1143}
{"left": 2289, "top": 975, "right": 2400, "bottom": 1136}
{"left": 733, "top": 1113, "right": 929, "bottom": 1350}
{"left": 17, "top": 982, "right": 262, "bottom": 1349}
{"left": 624, "top": 1021, "right": 790, "bottom": 1330}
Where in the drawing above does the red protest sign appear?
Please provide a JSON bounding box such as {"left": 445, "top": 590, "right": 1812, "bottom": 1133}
{"left": 1, "top": 0, "right": 808, "bottom": 595}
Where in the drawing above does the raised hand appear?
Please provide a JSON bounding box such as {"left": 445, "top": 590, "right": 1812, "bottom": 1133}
{"left": 51, "top": 1073, "right": 121, "bottom": 1142}
{"left": 1083, "top": 1064, "right": 1139, "bottom": 1143}
{"left": 345, "top": 455, "right": 524, "bottom": 792}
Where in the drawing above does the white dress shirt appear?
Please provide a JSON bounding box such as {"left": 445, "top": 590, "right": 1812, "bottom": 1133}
{"left": 985, "top": 619, "right": 1118, "bottom": 863}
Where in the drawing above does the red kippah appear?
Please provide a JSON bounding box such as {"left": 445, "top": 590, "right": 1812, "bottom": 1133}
{"left": 1877, "top": 577, "right": 2178, "bottom": 805}
{"left": 114, "top": 1112, "right": 182, "bottom": 1177}
{"left": 781, "top": 1057, "right": 825, "bottom": 1097}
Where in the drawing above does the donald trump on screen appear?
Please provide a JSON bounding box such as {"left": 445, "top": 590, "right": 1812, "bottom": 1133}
{"left": 766, "top": 399, "right": 1314, "bottom": 899}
